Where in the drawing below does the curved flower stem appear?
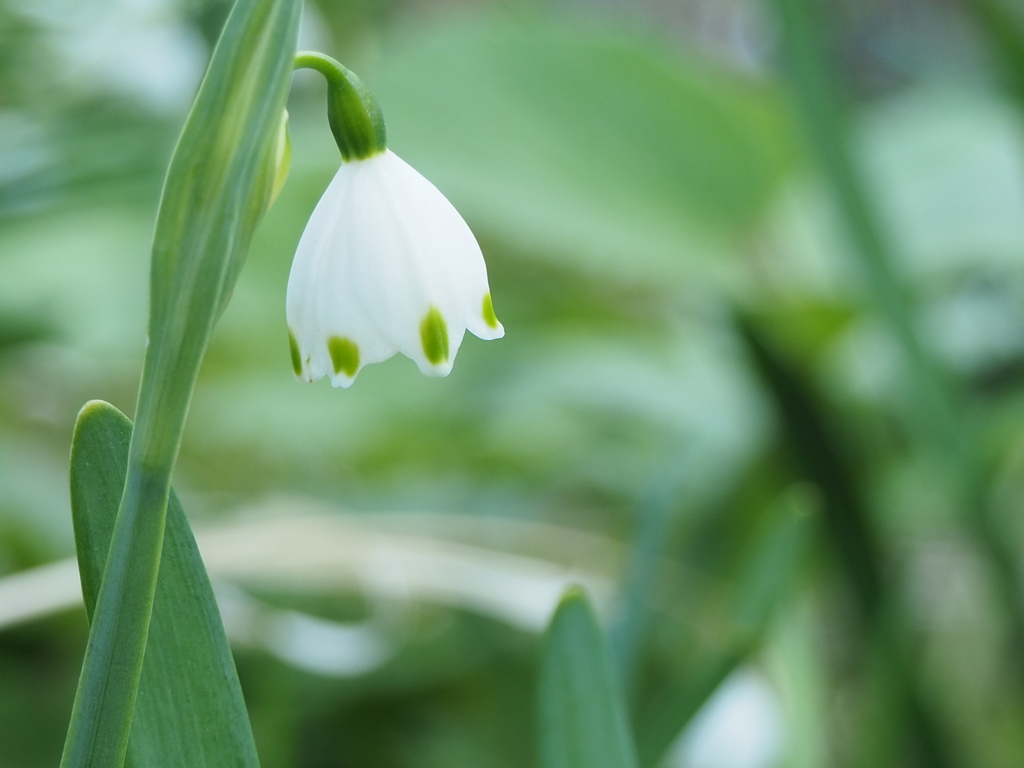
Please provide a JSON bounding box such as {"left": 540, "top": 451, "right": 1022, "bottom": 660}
{"left": 295, "top": 51, "right": 387, "bottom": 161}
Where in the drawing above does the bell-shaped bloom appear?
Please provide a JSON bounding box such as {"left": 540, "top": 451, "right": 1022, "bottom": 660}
{"left": 286, "top": 149, "right": 503, "bottom": 387}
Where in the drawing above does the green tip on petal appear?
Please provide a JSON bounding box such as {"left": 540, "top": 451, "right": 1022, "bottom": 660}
{"left": 328, "top": 336, "right": 360, "bottom": 377}
{"left": 420, "top": 307, "right": 449, "bottom": 365}
{"left": 288, "top": 331, "right": 302, "bottom": 376}
{"left": 482, "top": 293, "right": 499, "bottom": 329}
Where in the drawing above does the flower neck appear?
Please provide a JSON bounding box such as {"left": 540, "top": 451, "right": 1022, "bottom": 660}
{"left": 295, "top": 51, "right": 387, "bottom": 161}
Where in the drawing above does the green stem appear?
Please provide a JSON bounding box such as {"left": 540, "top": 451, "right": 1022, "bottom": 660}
{"left": 295, "top": 51, "right": 387, "bottom": 161}
{"left": 60, "top": 250, "right": 212, "bottom": 768}
{"left": 58, "top": 0, "right": 301, "bottom": 762}
{"left": 60, "top": 302, "right": 207, "bottom": 766}
{"left": 60, "top": 468, "right": 170, "bottom": 767}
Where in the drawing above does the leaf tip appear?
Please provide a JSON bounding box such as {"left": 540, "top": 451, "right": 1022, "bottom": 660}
{"left": 549, "top": 583, "right": 597, "bottom": 628}
{"left": 77, "top": 399, "right": 115, "bottom": 421}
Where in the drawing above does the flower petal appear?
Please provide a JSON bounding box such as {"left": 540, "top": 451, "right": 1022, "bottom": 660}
{"left": 286, "top": 149, "right": 502, "bottom": 386}
{"left": 380, "top": 152, "right": 503, "bottom": 343}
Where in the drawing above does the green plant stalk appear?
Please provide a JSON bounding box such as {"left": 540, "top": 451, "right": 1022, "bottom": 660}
{"left": 60, "top": 470, "right": 167, "bottom": 768}
{"left": 770, "top": 0, "right": 1024, "bottom": 694}
{"left": 59, "top": 0, "right": 300, "bottom": 764}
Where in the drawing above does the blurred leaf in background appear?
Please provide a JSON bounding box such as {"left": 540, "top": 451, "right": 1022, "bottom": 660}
{"left": 4, "top": 0, "right": 1024, "bottom": 766}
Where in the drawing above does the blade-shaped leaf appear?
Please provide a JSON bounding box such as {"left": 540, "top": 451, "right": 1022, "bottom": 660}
{"left": 70, "top": 400, "right": 259, "bottom": 768}
{"left": 539, "top": 587, "right": 639, "bottom": 768}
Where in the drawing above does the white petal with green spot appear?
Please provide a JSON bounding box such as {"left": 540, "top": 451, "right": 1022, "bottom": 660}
{"left": 286, "top": 150, "right": 503, "bottom": 388}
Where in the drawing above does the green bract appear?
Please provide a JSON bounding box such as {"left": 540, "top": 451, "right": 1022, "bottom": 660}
{"left": 59, "top": 0, "right": 301, "bottom": 765}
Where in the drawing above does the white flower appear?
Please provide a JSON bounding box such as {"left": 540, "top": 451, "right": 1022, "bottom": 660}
{"left": 286, "top": 149, "right": 504, "bottom": 387}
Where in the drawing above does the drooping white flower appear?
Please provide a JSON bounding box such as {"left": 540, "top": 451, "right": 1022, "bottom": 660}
{"left": 287, "top": 51, "right": 503, "bottom": 388}
{"left": 286, "top": 148, "right": 503, "bottom": 387}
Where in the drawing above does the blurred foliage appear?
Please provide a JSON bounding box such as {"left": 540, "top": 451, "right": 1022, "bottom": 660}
{"left": 4, "top": 0, "right": 1024, "bottom": 766}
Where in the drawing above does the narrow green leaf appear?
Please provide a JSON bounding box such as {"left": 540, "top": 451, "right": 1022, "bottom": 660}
{"left": 635, "top": 487, "right": 813, "bottom": 768}
{"left": 60, "top": 0, "right": 299, "bottom": 765}
{"left": 70, "top": 400, "right": 259, "bottom": 768}
{"left": 539, "top": 587, "right": 639, "bottom": 768}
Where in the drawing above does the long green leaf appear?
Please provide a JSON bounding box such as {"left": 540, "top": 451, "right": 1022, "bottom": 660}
{"left": 70, "top": 400, "right": 259, "bottom": 767}
{"left": 60, "top": 0, "right": 299, "bottom": 765}
{"left": 539, "top": 588, "right": 639, "bottom": 768}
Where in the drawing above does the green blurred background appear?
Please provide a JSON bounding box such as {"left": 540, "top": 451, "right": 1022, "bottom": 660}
{"left": 3, "top": 0, "right": 1024, "bottom": 765}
